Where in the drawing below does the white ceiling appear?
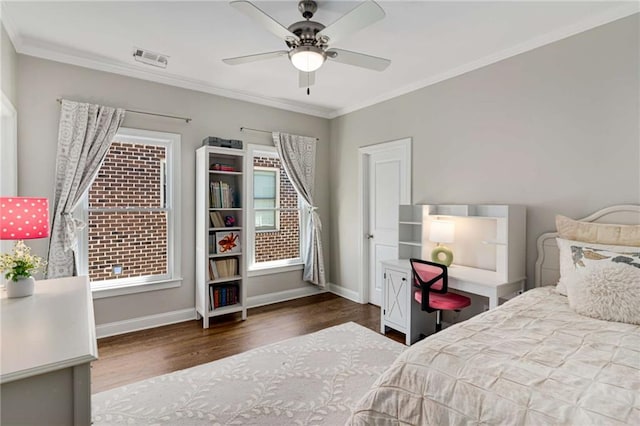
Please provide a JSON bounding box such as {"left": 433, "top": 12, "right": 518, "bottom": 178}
{"left": 3, "top": 1, "right": 638, "bottom": 118}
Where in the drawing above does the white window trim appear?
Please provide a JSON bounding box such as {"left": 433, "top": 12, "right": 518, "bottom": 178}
{"left": 247, "top": 263, "right": 303, "bottom": 278}
{"left": 246, "top": 144, "right": 305, "bottom": 274}
{"left": 159, "top": 158, "right": 167, "bottom": 208}
{"left": 254, "top": 166, "right": 280, "bottom": 232}
{"left": 76, "top": 127, "right": 182, "bottom": 298}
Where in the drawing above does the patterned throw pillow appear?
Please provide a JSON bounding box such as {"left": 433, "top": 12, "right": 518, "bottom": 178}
{"left": 571, "top": 245, "right": 640, "bottom": 268}
{"left": 556, "top": 238, "right": 639, "bottom": 295}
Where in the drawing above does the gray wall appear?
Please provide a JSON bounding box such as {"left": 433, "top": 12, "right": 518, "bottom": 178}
{"left": 13, "top": 14, "right": 640, "bottom": 326}
{"left": 17, "top": 55, "right": 331, "bottom": 325}
{"left": 1, "top": 22, "right": 18, "bottom": 106}
{"left": 329, "top": 15, "right": 640, "bottom": 295}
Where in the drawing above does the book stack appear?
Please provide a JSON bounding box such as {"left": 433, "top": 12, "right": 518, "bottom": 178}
{"left": 211, "top": 163, "right": 235, "bottom": 172}
{"left": 209, "top": 284, "right": 239, "bottom": 310}
{"left": 208, "top": 257, "right": 238, "bottom": 280}
{"left": 209, "top": 211, "right": 226, "bottom": 228}
{"left": 210, "top": 181, "right": 236, "bottom": 208}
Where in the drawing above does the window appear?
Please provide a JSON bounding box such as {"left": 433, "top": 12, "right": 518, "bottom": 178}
{"left": 254, "top": 167, "right": 279, "bottom": 231}
{"left": 248, "top": 145, "right": 303, "bottom": 273}
{"left": 77, "top": 128, "right": 181, "bottom": 297}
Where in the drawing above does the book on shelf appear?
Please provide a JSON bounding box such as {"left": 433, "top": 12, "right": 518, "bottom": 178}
{"left": 209, "top": 181, "right": 236, "bottom": 208}
{"left": 210, "top": 283, "right": 239, "bottom": 309}
{"left": 218, "top": 259, "right": 228, "bottom": 277}
{"left": 209, "top": 211, "right": 225, "bottom": 228}
{"left": 208, "top": 257, "right": 239, "bottom": 280}
{"left": 208, "top": 234, "right": 216, "bottom": 253}
{"left": 209, "top": 285, "right": 213, "bottom": 311}
{"left": 210, "top": 163, "right": 236, "bottom": 172}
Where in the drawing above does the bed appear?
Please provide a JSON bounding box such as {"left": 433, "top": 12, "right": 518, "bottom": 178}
{"left": 348, "top": 205, "right": 640, "bottom": 425}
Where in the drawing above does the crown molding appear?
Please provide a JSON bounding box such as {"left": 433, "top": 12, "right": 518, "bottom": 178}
{"left": 16, "top": 37, "right": 335, "bottom": 119}
{"left": 328, "top": 4, "right": 640, "bottom": 119}
{"left": 3, "top": 7, "right": 333, "bottom": 118}
{"left": 3, "top": 2, "right": 638, "bottom": 121}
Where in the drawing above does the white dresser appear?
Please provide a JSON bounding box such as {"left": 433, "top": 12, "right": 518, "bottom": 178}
{"left": 1, "top": 276, "right": 98, "bottom": 425}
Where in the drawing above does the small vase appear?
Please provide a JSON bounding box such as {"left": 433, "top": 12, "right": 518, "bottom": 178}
{"left": 6, "top": 276, "right": 35, "bottom": 298}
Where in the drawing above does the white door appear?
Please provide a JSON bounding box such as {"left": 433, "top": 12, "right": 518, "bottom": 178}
{"left": 364, "top": 140, "right": 411, "bottom": 306}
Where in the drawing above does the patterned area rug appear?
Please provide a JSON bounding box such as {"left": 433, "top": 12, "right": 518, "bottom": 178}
{"left": 92, "top": 322, "right": 405, "bottom": 425}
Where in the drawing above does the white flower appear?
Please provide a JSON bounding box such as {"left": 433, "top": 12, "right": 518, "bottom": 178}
{"left": 0, "top": 241, "right": 47, "bottom": 281}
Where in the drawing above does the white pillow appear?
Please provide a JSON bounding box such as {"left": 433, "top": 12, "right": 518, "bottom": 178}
{"left": 566, "top": 262, "right": 640, "bottom": 324}
{"left": 556, "top": 215, "right": 640, "bottom": 246}
{"left": 556, "top": 238, "right": 640, "bottom": 295}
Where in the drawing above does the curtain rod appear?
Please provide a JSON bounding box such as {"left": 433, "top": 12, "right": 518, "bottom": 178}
{"left": 56, "top": 98, "right": 192, "bottom": 123}
{"left": 240, "top": 126, "right": 319, "bottom": 141}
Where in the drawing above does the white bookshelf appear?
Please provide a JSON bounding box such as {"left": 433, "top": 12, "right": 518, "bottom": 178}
{"left": 195, "top": 146, "right": 247, "bottom": 328}
{"left": 398, "top": 205, "right": 426, "bottom": 259}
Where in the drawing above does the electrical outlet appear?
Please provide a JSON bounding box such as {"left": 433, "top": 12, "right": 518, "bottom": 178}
{"left": 112, "top": 265, "right": 123, "bottom": 275}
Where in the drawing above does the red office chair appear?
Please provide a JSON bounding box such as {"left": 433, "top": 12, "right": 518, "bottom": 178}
{"left": 410, "top": 258, "right": 471, "bottom": 333}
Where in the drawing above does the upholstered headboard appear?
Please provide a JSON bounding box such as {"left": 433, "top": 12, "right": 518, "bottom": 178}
{"left": 534, "top": 204, "right": 640, "bottom": 287}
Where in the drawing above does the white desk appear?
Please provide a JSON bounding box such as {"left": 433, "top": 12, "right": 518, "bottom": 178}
{"left": 381, "top": 259, "right": 525, "bottom": 345}
{"left": 1, "top": 276, "right": 98, "bottom": 425}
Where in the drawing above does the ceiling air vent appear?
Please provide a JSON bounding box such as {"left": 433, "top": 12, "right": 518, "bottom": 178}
{"left": 133, "top": 48, "right": 169, "bottom": 68}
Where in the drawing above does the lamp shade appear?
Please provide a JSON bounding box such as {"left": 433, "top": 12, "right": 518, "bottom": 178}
{"left": 289, "top": 46, "right": 326, "bottom": 72}
{"left": 0, "top": 197, "right": 50, "bottom": 240}
{"left": 429, "top": 219, "right": 455, "bottom": 244}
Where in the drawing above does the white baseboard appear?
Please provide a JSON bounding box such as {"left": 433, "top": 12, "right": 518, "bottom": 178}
{"left": 96, "top": 308, "right": 197, "bottom": 339}
{"left": 247, "top": 286, "right": 326, "bottom": 309}
{"left": 96, "top": 285, "right": 361, "bottom": 338}
{"left": 328, "top": 282, "right": 363, "bottom": 304}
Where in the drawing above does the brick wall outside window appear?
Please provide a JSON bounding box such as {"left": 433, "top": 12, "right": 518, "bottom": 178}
{"left": 253, "top": 156, "right": 300, "bottom": 263}
{"left": 87, "top": 142, "right": 167, "bottom": 281}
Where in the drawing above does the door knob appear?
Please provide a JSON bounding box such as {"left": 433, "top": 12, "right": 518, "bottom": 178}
{"left": 366, "top": 234, "right": 374, "bottom": 239}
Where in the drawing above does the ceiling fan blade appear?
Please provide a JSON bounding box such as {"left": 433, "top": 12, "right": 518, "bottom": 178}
{"left": 223, "top": 51, "right": 288, "bottom": 65}
{"left": 298, "top": 71, "right": 316, "bottom": 88}
{"left": 230, "top": 1, "right": 300, "bottom": 43}
{"left": 316, "top": 0, "right": 385, "bottom": 45}
{"left": 326, "top": 48, "right": 390, "bottom": 71}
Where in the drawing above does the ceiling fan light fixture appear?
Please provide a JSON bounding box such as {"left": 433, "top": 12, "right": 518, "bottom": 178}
{"left": 289, "top": 46, "right": 325, "bottom": 72}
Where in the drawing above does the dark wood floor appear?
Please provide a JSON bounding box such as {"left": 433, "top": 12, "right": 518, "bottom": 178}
{"left": 92, "top": 293, "right": 405, "bottom": 393}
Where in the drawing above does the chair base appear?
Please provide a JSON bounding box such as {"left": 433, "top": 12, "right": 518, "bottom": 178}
{"left": 435, "top": 310, "right": 443, "bottom": 333}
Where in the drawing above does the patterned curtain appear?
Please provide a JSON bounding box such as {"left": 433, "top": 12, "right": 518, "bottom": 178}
{"left": 46, "top": 100, "right": 125, "bottom": 278}
{"left": 273, "top": 132, "right": 325, "bottom": 286}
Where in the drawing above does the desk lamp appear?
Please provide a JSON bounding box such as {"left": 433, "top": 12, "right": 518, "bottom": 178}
{"left": 430, "top": 219, "right": 455, "bottom": 267}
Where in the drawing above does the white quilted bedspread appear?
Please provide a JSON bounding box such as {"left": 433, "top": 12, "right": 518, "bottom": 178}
{"left": 348, "top": 287, "right": 640, "bottom": 425}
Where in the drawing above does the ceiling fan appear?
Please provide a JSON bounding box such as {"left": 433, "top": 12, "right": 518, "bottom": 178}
{"left": 223, "top": 0, "right": 391, "bottom": 94}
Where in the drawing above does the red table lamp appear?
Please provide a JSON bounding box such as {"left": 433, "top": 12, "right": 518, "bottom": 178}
{"left": 0, "top": 197, "right": 50, "bottom": 240}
